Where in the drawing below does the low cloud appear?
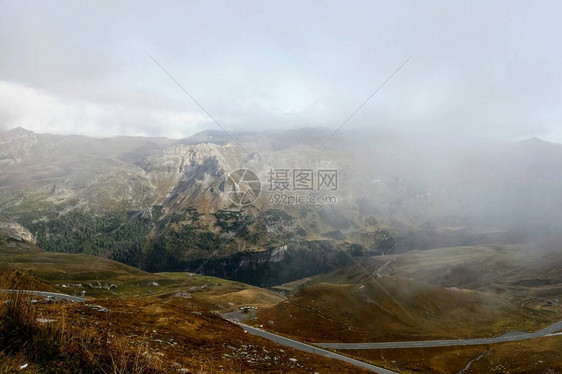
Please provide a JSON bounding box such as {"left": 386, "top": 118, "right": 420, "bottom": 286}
{"left": 1, "top": 1, "right": 562, "bottom": 141}
{"left": 0, "top": 81, "right": 210, "bottom": 138}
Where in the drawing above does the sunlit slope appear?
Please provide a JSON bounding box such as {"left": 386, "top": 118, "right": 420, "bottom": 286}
{"left": 266, "top": 244, "right": 562, "bottom": 345}
{"left": 0, "top": 280, "right": 370, "bottom": 373}
{"left": 258, "top": 275, "right": 531, "bottom": 343}
{"left": 348, "top": 336, "right": 562, "bottom": 374}
{"left": 367, "top": 245, "right": 562, "bottom": 290}
{"left": 354, "top": 244, "right": 562, "bottom": 310}
{"left": 281, "top": 244, "right": 562, "bottom": 304}
{"left": 0, "top": 230, "right": 284, "bottom": 310}
{"left": 0, "top": 230, "right": 149, "bottom": 281}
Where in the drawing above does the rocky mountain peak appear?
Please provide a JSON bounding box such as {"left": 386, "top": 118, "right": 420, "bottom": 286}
{"left": 0, "top": 127, "right": 38, "bottom": 165}
{"left": 140, "top": 142, "right": 240, "bottom": 175}
{"left": 3, "top": 126, "right": 34, "bottom": 135}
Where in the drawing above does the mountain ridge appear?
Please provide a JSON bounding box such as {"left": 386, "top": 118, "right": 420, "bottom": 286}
{"left": 3, "top": 127, "right": 562, "bottom": 285}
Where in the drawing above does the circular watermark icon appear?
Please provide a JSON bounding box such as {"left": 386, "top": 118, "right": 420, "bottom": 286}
{"left": 224, "top": 168, "right": 261, "bottom": 206}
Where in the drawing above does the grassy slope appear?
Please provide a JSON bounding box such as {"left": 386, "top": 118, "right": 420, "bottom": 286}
{"left": 3, "top": 227, "right": 561, "bottom": 373}
{"left": 363, "top": 245, "right": 562, "bottom": 300}
{"left": 3, "top": 235, "right": 359, "bottom": 373}
{"left": 262, "top": 244, "right": 562, "bottom": 373}
{"left": 279, "top": 245, "right": 562, "bottom": 290}
{"left": 348, "top": 337, "right": 562, "bottom": 374}
{"left": 0, "top": 286, "right": 371, "bottom": 373}
{"left": 0, "top": 233, "right": 284, "bottom": 311}
{"left": 257, "top": 276, "right": 535, "bottom": 343}
{"left": 273, "top": 245, "right": 562, "bottom": 328}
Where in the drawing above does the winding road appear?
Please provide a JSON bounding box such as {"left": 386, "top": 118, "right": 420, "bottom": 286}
{"left": 8, "top": 290, "right": 562, "bottom": 374}
{"left": 5, "top": 290, "right": 395, "bottom": 373}
{"left": 0, "top": 289, "right": 86, "bottom": 302}
{"left": 314, "top": 321, "right": 562, "bottom": 350}
{"left": 230, "top": 321, "right": 397, "bottom": 374}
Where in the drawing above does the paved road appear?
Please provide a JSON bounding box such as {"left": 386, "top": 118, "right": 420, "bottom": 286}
{"left": 4, "top": 291, "right": 393, "bottom": 372}
{"left": 229, "top": 321, "right": 397, "bottom": 374}
{"left": 11, "top": 290, "right": 560, "bottom": 371}
{"left": 0, "top": 289, "right": 86, "bottom": 302}
{"left": 315, "top": 321, "right": 562, "bottom": 350}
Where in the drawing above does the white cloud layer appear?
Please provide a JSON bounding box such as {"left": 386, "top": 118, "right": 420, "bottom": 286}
{"left": 1, "top": 0, "right": 561, "bottom": 141}
{"left": 0, "top": 81, "right": 210, "bottom": 138}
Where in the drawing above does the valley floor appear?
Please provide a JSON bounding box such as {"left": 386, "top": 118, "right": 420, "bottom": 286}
{"left": 2, "top": 232, "right": 561, "bottom": 373}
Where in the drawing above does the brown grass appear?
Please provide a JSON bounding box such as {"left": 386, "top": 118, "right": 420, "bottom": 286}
{"left": 0, "top": 272, "right": 374, "bottom": 373}
{"left": 0, "top": 268, "right": 56, "bottom": 292}
{"left": 0, "top": 272, "right": 166, "bottom": 374}
{"left": 256, "top": 276, "right": 537, "bottom": 343}
{"left": 345, "top": 337, "right": 562, "bottom": 373}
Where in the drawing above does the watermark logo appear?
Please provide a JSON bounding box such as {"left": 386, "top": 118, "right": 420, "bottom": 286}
{"left": 266, "top": 168, "right": 338, "bottom": 206}
{"left": 224, "top": 169, "right": 261, "bottom": 206}
{"left": 267, "top": 168, "right": 338, "bottom": 191}
{"left": 225, "top": 168, "right": 338, "bottom": 206}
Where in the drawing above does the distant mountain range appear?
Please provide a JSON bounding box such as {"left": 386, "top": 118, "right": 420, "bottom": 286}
{"left": 1, "top": 126, "right": 561, "bottom": 285}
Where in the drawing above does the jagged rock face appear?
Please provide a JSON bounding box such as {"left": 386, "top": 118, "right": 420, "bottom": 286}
{"left": 0, "top": 128, "right": 353, "bottom": 222}
{"left": 140, "top": 143, "right": 238, "bottom": 174}
{"left": 0, "top": 128, "right": 380, "bottom": 273}
{"left": 139, "top": 143, "right": 244, "bottom": 209}
{"left": 0, "top": 214, "right": 35, "bottom": 243}
{"left": 4, "top": 127, "right": 562, "bottom": 272}
{"left": 0, "top": 127, "right": 37, "bottom": 166}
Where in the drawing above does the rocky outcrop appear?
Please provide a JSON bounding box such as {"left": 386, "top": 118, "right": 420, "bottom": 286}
{"left": 0, "top": 214, "right": 36, "bottom": 243}
{"left": 0, "top": 127, "right": 37, "bottom": 166}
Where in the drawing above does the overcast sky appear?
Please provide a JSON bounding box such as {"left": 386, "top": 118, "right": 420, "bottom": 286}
{"left": 1, "top": 0, "right": 561, "bottom": 141}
